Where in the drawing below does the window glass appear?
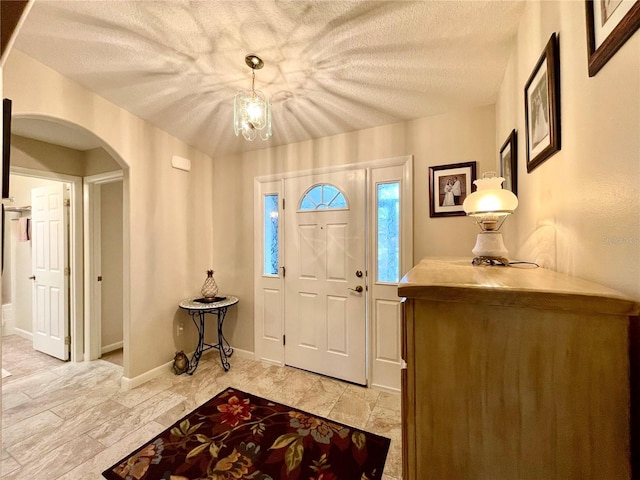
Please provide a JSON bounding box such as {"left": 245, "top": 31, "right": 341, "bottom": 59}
{"left": 299, "top": 184, "right": 348, "bottom": 210}
{"left": 264, "top": 194, "right": 279, "bottom": 275}
{"left": 377, "top": 182, "right": 400, "bottom": 283}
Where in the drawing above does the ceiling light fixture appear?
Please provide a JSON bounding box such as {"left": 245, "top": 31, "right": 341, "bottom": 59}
{"left": 234, "top": 54, "right": 272, "bottom": 141}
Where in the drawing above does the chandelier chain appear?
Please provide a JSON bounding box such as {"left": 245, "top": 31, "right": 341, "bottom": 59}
{"left": 251, "top": 70, "right": 256, "bottom": 98}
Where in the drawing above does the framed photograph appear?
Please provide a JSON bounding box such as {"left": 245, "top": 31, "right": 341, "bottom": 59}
{"left": 428, "top": 161, "right": 477, "bottom": 217}
{"left": 2, "top": 98, "right": 11, "bottom": 199}
{"left": 585, "top": 0, "right": 640, "bottom": 77}
{"left": 499, "top": 129, "right": 518, "bottom": 196}
{"left": 524, "top": 33, "right": 561, "bottom": 173}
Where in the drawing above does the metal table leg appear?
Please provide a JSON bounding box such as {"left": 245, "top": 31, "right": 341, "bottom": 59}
{"left": 186, "top": 306, "right": 234, "bottom": 374}
{"left": 216, "top": 306, "right": 234, "bottom": 371}
{"left": 187, "top": 311, "right": 206, "bottom": 375}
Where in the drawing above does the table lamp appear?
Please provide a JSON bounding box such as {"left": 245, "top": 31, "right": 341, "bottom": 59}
{"left": 462, "top": 172, "right": 518, "bottom": 266}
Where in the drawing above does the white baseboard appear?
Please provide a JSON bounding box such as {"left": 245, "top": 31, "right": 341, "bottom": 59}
{"left": 370, "top": 382, "right": 401, "bottom": 394}
{"left": 13, "top": 327, "right": 32, "bottom": 341}
{"left": 121, "top": 359, "right": 173, "bottom": 390}
{"left": 101, "top": 341, "right": 123, "bottom": 354}
{"left": 120, "top": 347, "right": 255, "bottom": 391}
{"left": 231, "top": 347, "right": 254, "bottom": 361}
{"left": 1, "top": 304, "right": 14, "bottom": 337}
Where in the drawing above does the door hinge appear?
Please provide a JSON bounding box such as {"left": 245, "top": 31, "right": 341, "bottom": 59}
{"left": 282, "top": 198, "right": 285, "bottom": 209}
{"left": 64, "top": 199, "right": 71, "bottom": 207}
{"left": 65, "top": 336, "right": 71, "bottom": 346}
{"left": 280, "top": 266, "right": 286, "bottom": 278}
{"left": 97, "top": 275, "right": 102, "bottom": 282}
{"left": 64, "top": 267, "right": 71, "bottom": 276}
{"left": 283, "top": 335, "right": 286, "bottom": 346}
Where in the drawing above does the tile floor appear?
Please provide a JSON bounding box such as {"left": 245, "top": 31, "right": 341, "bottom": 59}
{"left": 1, "top": 335, "right": 402, "bottom": 479}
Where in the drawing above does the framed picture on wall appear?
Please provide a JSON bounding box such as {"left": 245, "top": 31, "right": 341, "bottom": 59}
{"left": 524, "top": 32, "right": 561, "bottom": 173}
{"left": 2, "top": 98, "right": 12, "bottom": 199}
{"left": 499, "top": 129, "right": 518, "bottom": 196}
{"left": 428, "top": 161, "right": 477, "bottom": 217}
{"left": 585, "top": 0, "right": 640, "bottom": 77}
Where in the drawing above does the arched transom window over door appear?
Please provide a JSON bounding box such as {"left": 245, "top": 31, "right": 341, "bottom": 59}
{"left": 299, "top": 183, "right": 348, "bottom": 210}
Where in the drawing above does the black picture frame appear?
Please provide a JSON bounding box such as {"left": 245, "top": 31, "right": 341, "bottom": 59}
{"left": 586, "top": 0, "right": 640, "bottom": 77}
{"left": 2, "top": 98, "right": 12, "bottom": 199}
{"left": 524, "top": 33, "right": 561, "bottom": 173}
{"left": 499, "top": 129, "right": 518, "bottom": 196}
{"left": 428, "top": 161, "right": 477, "bottom": 217}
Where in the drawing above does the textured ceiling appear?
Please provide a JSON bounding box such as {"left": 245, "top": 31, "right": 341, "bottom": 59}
{"left": 12, "top": 0, "right": 525, "bottom": 157}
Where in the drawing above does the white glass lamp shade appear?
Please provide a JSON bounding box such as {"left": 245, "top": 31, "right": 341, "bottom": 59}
{"left": 463, "top": 175, "right": 518, "bottom": 231}
{"left": 463, "top": 173, "right": 518, "bottom": 264}
{"left": 234, "top": 89, "right": 272, "bottom": 141}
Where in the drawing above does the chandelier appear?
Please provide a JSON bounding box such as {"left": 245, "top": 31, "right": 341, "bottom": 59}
{"left": 234, "top": 54, "right": 272, "bottom": 141}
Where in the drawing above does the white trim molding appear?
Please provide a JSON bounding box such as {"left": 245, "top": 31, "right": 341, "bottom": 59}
{"left": 84, "top": 170, "right": 124, "bottom": 362}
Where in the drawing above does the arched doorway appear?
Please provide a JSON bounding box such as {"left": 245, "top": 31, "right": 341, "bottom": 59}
{"left": 3, "top": 114, "right": 129, "bottom": 372}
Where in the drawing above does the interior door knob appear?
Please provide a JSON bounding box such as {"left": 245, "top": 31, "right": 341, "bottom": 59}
{"left": 348, "top": 285, "right": 363, "bottom": 293}
{"left": 28, "top": 275, "right": 36, "bottom": 280}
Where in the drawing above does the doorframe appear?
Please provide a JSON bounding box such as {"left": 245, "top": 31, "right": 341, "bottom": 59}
{"left": 83, "top": 170, "right": 123, "bottom": 361}
{"left": 253, "top": 155, "right": 413, "bottom": 388}
{"left": 9, "top": 166, "right": 84, "bottom": 361}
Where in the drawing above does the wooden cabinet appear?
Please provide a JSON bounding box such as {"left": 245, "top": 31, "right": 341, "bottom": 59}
{"left": 398, "top": 257, "right": 639, "bottom": 480}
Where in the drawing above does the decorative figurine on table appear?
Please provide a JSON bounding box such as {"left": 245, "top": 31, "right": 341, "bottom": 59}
{"left": 172, "top": 350, "right": 189, "bottom": 375}
{"left": 201, "top": 269, "right": 219, "bottom": 301}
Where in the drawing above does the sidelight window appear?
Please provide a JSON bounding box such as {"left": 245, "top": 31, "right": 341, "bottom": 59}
{"left": 377, "top": 182, "right": 400, "bottom": 283}
{"left": 263, "top": 194, "right": 279, "bottom": 276}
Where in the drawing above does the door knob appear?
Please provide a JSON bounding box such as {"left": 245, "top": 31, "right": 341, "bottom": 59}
{"left": 28, "top": 275, "right": 36, "bottom": 280}
{"left": 348, "top": 285, "right": 363, "bottom": 293}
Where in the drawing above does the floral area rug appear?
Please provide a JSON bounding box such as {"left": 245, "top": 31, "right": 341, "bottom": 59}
{"left": 102, "top": 387, "right": 391, "bottom": 480}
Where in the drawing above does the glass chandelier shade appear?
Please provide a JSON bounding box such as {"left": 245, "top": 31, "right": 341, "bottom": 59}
{"left": 234, "top": 55, "right": 272, "bottom": 141}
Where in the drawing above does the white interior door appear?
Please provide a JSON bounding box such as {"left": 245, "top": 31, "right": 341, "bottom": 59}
{"left": 284, "top": 170, "right": 366, "bottom": 384}
{"left": 31, "top": 183, "right": 69, "bottom": 360}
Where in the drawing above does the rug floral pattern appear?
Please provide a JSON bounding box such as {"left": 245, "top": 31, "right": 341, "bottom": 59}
{"left": 102, "top": 387, "right": 390, "bottom": 480}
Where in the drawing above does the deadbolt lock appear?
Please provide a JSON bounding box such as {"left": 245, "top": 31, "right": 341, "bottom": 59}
{"left": 355, "top": 270, "right": 363, "bottom": 278}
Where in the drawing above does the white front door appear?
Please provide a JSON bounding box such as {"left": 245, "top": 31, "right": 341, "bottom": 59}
{"left": 31, "top": 183, "right": 69, "bottom": 360}
{"left": 284, "top": 170, "right": 367, "bottom": 384}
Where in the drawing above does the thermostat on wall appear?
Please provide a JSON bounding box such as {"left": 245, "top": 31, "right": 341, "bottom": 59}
{"left": 171, "top": 155, "right": 191, "bottom": 172}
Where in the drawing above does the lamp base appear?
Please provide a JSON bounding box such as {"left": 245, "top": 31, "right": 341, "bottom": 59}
{"left": 471, "top": 231, "right": 510, "bottom": 266}
{"left": 471, "top": 256, "right": 510, "bottom": 266}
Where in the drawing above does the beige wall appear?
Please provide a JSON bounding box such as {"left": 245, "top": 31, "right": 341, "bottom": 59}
{"left": 11, "top": 134, "right": 85, "bottom": 176}
{"left": 10, "top": 135, "right": 120, "bottom": 177}
{"left": 214, "top": 105, "right": 497, "bottom": 352}
{"left": 496, "top": 1, "right": 640, "bottom": 299}
{"left": 100, "top": 180, "right": 123, "bottom": 349}
{"left": 4, "top": 49, "right": 214, "bottom": 378}
{"left": 85, "top": 147, "right": 121, "bottom": 176}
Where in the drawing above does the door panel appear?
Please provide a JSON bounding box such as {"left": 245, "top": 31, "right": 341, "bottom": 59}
{"left": 31, "top": 183, "right": 69, "bottom": 360}
{"left": 284, "top": 170, "right": 366, "bottom": 384}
